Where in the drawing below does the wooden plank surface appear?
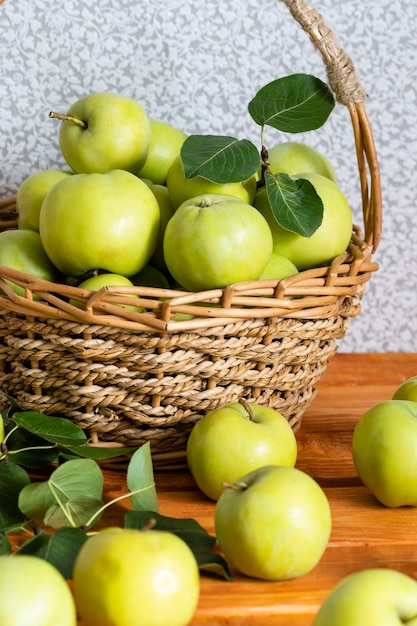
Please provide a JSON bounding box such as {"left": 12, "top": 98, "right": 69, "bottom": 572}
{"left": 13, "top": 353, "right": 417, "bottom": 624}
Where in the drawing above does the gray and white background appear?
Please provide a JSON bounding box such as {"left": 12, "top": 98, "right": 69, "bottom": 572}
{"left": 1, "top": 0, "right": 416, "bottom": 352}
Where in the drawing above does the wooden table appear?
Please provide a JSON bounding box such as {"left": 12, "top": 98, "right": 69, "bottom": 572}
{"left": 17, "top": 353, "right": 417, "bottom": 624}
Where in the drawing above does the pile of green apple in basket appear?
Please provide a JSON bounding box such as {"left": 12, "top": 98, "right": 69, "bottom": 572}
{"left": 3, "top": 377, "right": 417, "bottom": 626}
{"left": 0, "top": 73, "right": 354, "bottom": 305}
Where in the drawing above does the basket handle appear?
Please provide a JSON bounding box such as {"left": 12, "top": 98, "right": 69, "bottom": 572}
{"left": 279, "top": 0, "right": 382, "bottom": 251}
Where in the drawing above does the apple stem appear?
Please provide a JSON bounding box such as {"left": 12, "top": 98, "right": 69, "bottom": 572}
{"left": 49, "top": 111, "right": 88, "bottom": 129}
{"left": 141, "top": 517, "right": 157, "bottom": 532}
{"left": 222, "top": 481, "right": 248, "bottom": 491}
{"left": 238, "top": 398, "right": 254, "bottom": 421}
{"left": 258, "top": 145, "right": 270, "bottom": 188}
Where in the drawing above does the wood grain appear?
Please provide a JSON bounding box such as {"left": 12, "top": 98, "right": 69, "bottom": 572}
{"left": 12, "top": 353, "right": 417, "bottom": 625}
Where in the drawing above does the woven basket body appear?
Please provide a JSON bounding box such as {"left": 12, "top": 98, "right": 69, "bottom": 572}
{"left": 0, "top": 0, "right": 381, "bottom": 467}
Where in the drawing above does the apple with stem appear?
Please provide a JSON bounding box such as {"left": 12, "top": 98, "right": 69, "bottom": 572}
{"left": 39, "top": 169, "right": 160, "bottom": 278}
{"left": 313, "top": 568, "right": 417, "bottom": 626}
{"left": 49, "top": 92, "right": 151, "bottom": 174}
{"left": 0, "top": 554, "right": 77, "bottom": 626}
{"left": 352, "top": 400, "right": 417, "bottom": 507}
{"left": 214, "top": 464, "right": 332, "bottom": 580}
{"left": 138, "top": 118, "right": 187, "bottom": 185}
{"left": 72, "top": 526, "right": 200, "bottom": 626}
{"left": 16, "top": 169, "right": 72, "bottom": 232}
{"left": 187, "top": 399, "right": 297, "bottom": 501}
{"left": 163, "top": 193, "right": 273, "bottom": 291}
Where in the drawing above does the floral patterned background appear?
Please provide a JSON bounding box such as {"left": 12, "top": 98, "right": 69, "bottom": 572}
{"left": 0, "top": 0, "right": 416, "bottom": 352}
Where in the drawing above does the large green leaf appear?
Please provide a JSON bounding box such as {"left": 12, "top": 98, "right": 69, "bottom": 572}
{"left": 265, "top": 171, "right": 323, "bottom": 236}
{"left": 125, "top": 510, "right": 233, "bottom": 581}
{"left": 17, "top": 527, "right": 88, "bottom": 579}
{"left": 181, "top": 135, "right": 260, "bottom": 183}
{"left": 0, "top": 462, "right": 31, "bottom": 531}
{"left": 248, "top": 73, "right": 335, "bottom": 133}
{"left": 127, "top": 443, "right": 158, "bottom": 513}
{"left": 12, "top": 412, "right": 88, "bottom": 447}
{"left": 4, "top": 420, "right": 59, "bottom": 468}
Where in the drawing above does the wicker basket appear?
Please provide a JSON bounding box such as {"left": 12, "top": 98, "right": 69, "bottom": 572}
{"left": 0, "top": 0, "right": 381, "bottom": 469}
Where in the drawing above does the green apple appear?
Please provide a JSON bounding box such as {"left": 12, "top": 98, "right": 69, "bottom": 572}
{"left": 214, "top": 465, "right": 331, "bottom": 580}
{"left": 39, "top": 169, "right": 160, "bottom": 278}
{"left": 163, "top": 193, "right": 273, "bottom": 291}
{"left": 393, "top": 376, "right": 417, "bottom": 402}
{"left": 258, "top": 251, "right": 298, "bottom": 280}
{"left": 147, "top": 183, "right": 175, "bottom": 273}
{"left": 352, "top": 400, "right": 417, "bottom": 507}
{"left": 130, "top": 264, "right": 170, "bottom": 288}
{"left": 69, "top": 273, "right": 143, "bottom": 311}
{"left": 265, "top": 141, "right": 337, "bottom": 182}
{"left": 51, "top": 92, "right": 151, "bottom": 174}
{"left": 313, "top": 568, "right": 417, "bottom": 626}
{"left": 16, "top": 169, "right": 73, "bottom": 232}
{"left": 254, "top": 172, "right": 353, "bottom": 270}
{"left": 187, "top": 400, "right": 297, "bottom": 501}
{"left": 0, "top": 229, "right": 61, "bottom": 296}
{"left": 0, "top": 554, "right": 76, "bottom": 626}
{"left": 166, "top": 154, "right": 257, "bottom": 209}
{"left": 72, "top": 527, "right": 200, "bottom": 626}
{"left": 138, "top": 118, "right": 187, "bottom": 185}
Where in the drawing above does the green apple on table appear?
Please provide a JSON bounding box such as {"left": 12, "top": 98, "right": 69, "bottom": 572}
{"left": 0, "top": 554, "right": 77, "bottom": 626}
{"left": 166, "top": 154, "right": 257, "bottom": 209}
{"left": 313, "top": 568, "right": 417, "bottom": 626}
{"left": 138, "top": 118, "right": 187, "bottom": 185}
{"left": 214, "top": 464, "right": 331, "bottom": 580}
{"left": 69, "top": 273, "right": 143, "bottom": 312}
{"left": 39, "top": 169, "right": 160, "bottom": 278}
{"left": 16, "top": 169, "right": 73, "bottom": 232}
{"left": 50, "top": 92, "right": 151, "bottom": 174}
{"left": 0, "top": 229, "right": 61, "bottom": 296}
{"left": 72, "top": 527, "right": 200, "bottom": 626}
{"left": 393, "top": 376, "right": 417, "bottom": 402}
{"left": 352, "top": 399, "right": 417, "bottom": 507}
{"left": 163, "top": 193, "right": 273, "bottom": 291}
{"left": 254, "top": 172, "right": 353, "bottom": 270}
{"left": 187, "top": 399, "right": 297, "bottom": 501}
{"left": 265, "top": 141, "right": 337, "bottom": 182}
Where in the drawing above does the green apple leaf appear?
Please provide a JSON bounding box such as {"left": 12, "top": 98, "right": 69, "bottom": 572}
{"left": 0, "top": 532, "right": 12, "bottom": 555}
{"left": 265, "top": 171, "right": 323, "bottom": 236}
{"left": 18, "top": 458, "right": 104, "bottom": 529}
{"left": 12, "top": 412, "right": 88, "bottom": 447}
{"left": 0, "top": 462, "right": 31, "bottom": 531}
{"left": 248, "top": 73, "right": 335, "bottom": 133}
{"left": 181, "top": 135, "right": 260, "bottom": 183}
{"left": 17, "top": 527, "right": 88, "bottom": 579}
{"left": 61, "top": 444, "right": 136, "bottom": 461}
{"left": 124, "top": 510, "right": 233, "bottom": 581}
{"left": 4, "top": 420, "right": 59, "bottom": 468}
{"left": 127, "top": 442, "right": 158, "bottom": 513}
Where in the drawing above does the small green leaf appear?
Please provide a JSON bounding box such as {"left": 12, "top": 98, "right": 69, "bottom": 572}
{"left": 265, "top": 171, "right": 323, "bottom": 236}
{"left": 5, "top": 421, "right": 59, "bottom": 468}
{"left": 18, "top": 481, "right": 55, "bottom": 524}
{"left": 124, "top": 511, "right": 233, "bottom": 581}
{"left": 17, "top": 527, "right": 88, "bottom": 579}
{"left": 13, "top": 412, "right": 88, "bottom": 447}
{"left": 0, "top": 462, "right": 31, "bottom": 531}
{"left": 61, "top": 444, "right": 136, "bottom": 461}
{"left": 248, "top": 73, "right": 335, "bottom": 133}
{"left": 0, "top": 532, "right": 12, "bottom": 555}
{"left": 127, "top": 443, "right": 158, "bottom": 513}
{"left": 44, "top": 496, "right": 104, "bottom": 529}
{"left": 181, "top": 135, "right": 260, "bottom": 183}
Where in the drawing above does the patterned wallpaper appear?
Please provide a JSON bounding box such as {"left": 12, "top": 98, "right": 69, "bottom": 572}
{"left": 0, "top": 0, "right": 416, "bottom": 352}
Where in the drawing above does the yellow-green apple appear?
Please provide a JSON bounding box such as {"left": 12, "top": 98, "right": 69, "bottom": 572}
{"left": 130, "top": 264, "right": 170, "bottom": 288}
{"left": 39, "top": 169, "right": 160, "bottom": 278}
{"left": 0, "top": 229, "right": 61, "bottom": 296}
{"left": 313, "top": 568, "right": 417, "bottom": 626}
{"left": 147, "top": 183, "right": 175, "bottom": 274}
{"left": 352, "top": 400, "right": 417, "bottom": 507}
{"left": 0, "top": 554, "right": 77, "bottom": 626}
{"left": 393, "top": 376, "right": 417, "bottom": 402}
{"left": 50, "top": 92, "right": 151, "bottom": 174}
{"left": 187, "top": 400, "right": 297, "bottom": 501}
{"left": 72, "top": 527, "right": 200, "bottom": 626}
{"left": 166, "top": 155, "right": 257, "bottom": 209}
{"left": 69, "top": 273, "right": 143, "bottom": 311}
{"left": 138, "top": 118, "right": 187, "bottom": 185}
{"left": 16, "top": 169, "right": 73, "bottom": 232}
{"left": 265, "top": 141, "right": 337, "bottom": 182}
{"left": 163, "top": 193, "right": 273, "bottom": 291}
{"left": 214, "top": 465, "right": 331, "bottom": 580}
{"left": 254, "top": 172, "right": 353, "bottom": 270}
{"left": 258, "top": 251, "right": 298, "bottom": 280}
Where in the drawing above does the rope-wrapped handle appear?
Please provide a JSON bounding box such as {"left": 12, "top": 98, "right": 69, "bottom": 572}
{"left": 279, "top": 0, "right": 382, "bottom": 251}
